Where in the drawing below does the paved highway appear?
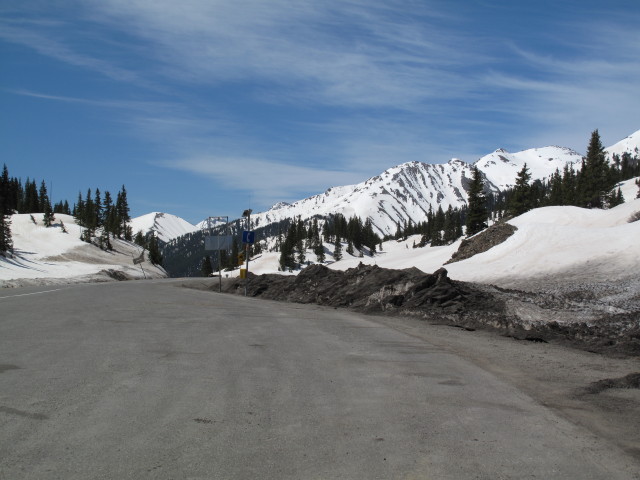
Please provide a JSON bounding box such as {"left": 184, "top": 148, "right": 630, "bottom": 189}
{"left": 0, "top": 279, "right": 637, "bottom": 479}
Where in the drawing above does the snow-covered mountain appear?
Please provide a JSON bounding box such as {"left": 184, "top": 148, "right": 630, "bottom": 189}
{"left": 129, "top": 212, "right": 198, "bottom": 243}
{"left": 246, "top": 178, "right": 640, "bottom": 287}
{"left": 251, "top": 159, "right": 481, "bottom": 236}
{"left": 246, "top": 131, "right": 638, "bottom": 237}
{"left": 605, "top": 129, "right": 640, "bottom": 160}
{"left": 195, "top": 217, "right": 229, "bottom": 231}
{"left": 475, "top": 146, "right": 583, "bottom": 190}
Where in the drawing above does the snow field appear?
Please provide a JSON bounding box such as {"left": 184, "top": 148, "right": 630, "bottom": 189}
{"left": 1, "top": 214, "right": 166, "bottom": 284}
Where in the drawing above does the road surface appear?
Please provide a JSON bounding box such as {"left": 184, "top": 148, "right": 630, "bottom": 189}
{"left": 1, "top": 279, "right": 638, "bottom": 479}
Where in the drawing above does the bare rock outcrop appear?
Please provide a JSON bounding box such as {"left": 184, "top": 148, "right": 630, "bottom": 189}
{"left": 446, "top": 222, "right": 517, "bottom": 264}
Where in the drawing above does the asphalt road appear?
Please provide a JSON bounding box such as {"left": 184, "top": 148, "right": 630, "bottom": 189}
{"left": 0, "top": 279, "right": 637, "bottom": 479}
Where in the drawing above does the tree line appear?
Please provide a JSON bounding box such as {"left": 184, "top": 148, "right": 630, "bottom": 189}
{"left": 495, "top": 130, "right": 639, "bottom": 219}
{"left": 391, "top": 130, "right": 640, "bottom": 245}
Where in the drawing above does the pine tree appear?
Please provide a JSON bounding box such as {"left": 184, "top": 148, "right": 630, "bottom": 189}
{"left": 465, "top": 166, "right": 488, "bottom": 236}
{"left": 148, "top": 234, "right": 163, "bottom": 266}
{"left": 333, "top": 237, "right": 342, "bottom": 261}
{"left": 43, "top": 199, "right": 55, "bottom": 227}
{"left": 201, "top": 256, "right": 214, "bottom": 277}
{"left": 0, "top": 165, "right": 12, "bottom": 255}
{"left": 607, "top": 187, "right": 624, "bottom": 208}
{"left": 24, "top": 179, "right": 39, "bottom": 213}
{"left": 508, "top": 163, "right": 532, "bottom": 217}
{"left": 38, "top": 181, "right": 50, "bottom": 213}
{"left": 314, "top": 241, "right": 325, "bottom": 263}
{"left": 580, "top": 129, "right": 613, "bottom": 208}
{"left": 134, "top": 230, "right": 147, "bottom": 249}
{"left": 0, "top": 213, "right": 12, "bottom": 255}
{"left": 443, "top": 206, "right": 457, "bottom": 244}
{"left": 94, "top": 188, "right": 102, "bottom": 228}
{"left": 116, "top": 185, "right": 131, "bottom": 240}
{"left": 279, "top": 224, "right": 296, "bottom": 270}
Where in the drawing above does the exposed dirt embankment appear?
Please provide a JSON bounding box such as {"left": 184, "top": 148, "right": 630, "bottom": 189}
{"left": 219, "top": 263, "right": 640, "bottom": 356}
{"left": 446, "top": 222, "right": 517, "bottom": 264}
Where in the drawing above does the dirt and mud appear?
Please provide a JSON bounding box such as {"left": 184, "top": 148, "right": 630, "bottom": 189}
{"left": 218, "top": 263, "right": 640, "bottom": 357}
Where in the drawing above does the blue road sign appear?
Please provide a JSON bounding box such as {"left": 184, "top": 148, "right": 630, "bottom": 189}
{"left": 242, "top": 230, "right": 255, "bottom": 244}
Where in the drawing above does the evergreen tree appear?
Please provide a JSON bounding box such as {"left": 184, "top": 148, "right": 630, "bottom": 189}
{"left": 43, "top": 199, "right": 55, "bottom": 227}
{"left": 314, "top": 241, "right": 325, "bottom": 263}
{"left": 279, "top": 223, "right": 296, "bottom": 270}
{"left": 39, "top": 181, "right": 50, "bottom": 213}
{"left": 465, "top": 166, "right": 488, "bottom": 236}
{"left": 0, "top": 213, "right": 12, "bottom": 255}
{"left": 134, "top": 230, "right": 147, "bottom": 249}
{"left": 201, "top": 256, "right": 214, "bottom": 277}
{"left": 508, "top": 163, "right": 532, "bottom": 217}
{"left": 312, "top": 219, "right": 325, "bottom": 262}
{"left": 607, "top": 187, "right": 624, "bottom": 208}
{"left": 0, "top": 167, "right": 12, "bottom": 254}
{"left": 24, "top": 179, "right": 39, "bottom": 213}
{"left": 561, "top": 165, "right": 577, "bottom": 206}
{"left": 346, "top": 239, "right": 354, "bottom": 256}
{"left": 94, "top": 188, "right": 102, "bottom": 228}
{"left": 116, "top": 185, "right": 131, "bottom": 240}
{"left": 333, "top": 237, "right": 342, "bottom": 261}
{"left": 148, "top": 234, "right": 163, "bottom": 266}
{"left": 363, "top": 218, "right": 378, "bottom": 254}
{"left": 547, "top": 169, "right": 563, "bottom": 206}
{"left": 0, "top": 165, "right": 9, "bottom": 212}
{"left": 74, "top": 191, "right": 85, "bottom": 222}
{"left": 442, "top": 206, "right": 458, "bottom": 244}
{"left": 580, "top": 129, "right": 614, "bottom": 208}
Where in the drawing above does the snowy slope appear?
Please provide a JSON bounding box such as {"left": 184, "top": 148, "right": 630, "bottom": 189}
{"left": 605, "top": 129, "right": 640, "bottom": 160}
{"left": 250, "top": 159, "right": 486, "bottom": 237}
{"left": 0, "top": 214, "right": 167, "bottom": 287}
{"left": 130, "top": 212, "right": 198, "bottom": 243}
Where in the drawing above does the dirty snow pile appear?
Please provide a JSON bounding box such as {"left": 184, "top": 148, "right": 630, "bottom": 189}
{"left": 0, "top": 214, "right": 167, "bottom": 287}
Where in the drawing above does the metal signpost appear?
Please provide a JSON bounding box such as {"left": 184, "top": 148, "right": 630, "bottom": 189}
{"left": 242, "top": 209, "right": 253, "bottom": 297}
{"left": 132, "top": 250, "right": 147, "bottom": 279}
{"left": 203, "top": 216, "right": 230, "bottom": 292}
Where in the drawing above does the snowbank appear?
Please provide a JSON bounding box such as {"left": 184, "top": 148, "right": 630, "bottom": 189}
{"left": 1, "top": 214, "right": 167, "bottom": 287}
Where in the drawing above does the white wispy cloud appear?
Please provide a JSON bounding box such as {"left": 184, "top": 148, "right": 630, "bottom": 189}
{"left": 166, "top": 154, "right": 365, "bottom": 209}
{"left": 0, "top": 20, "right": 144, "bottom": 85}
{"left": 80, "top": 0, "right": 483, "bottom": 109}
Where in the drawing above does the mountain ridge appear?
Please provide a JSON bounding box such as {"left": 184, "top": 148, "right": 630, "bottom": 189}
{"left": 134, "top": 129, "right": 640, "bottom": 239}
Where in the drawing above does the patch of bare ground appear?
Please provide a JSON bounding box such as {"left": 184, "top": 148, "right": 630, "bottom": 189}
{"left": 445, "top": 222, "right": 517, "bottom": 264}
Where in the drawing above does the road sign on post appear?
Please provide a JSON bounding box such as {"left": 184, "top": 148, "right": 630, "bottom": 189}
{"left": 202, "top": 216, "right": 229, "bottom": 293}
{"left": 242, "top": 231, "right": 255, "bottom": 244}
{"left": 204, "top": 235, "right": 233, "bottom": 251}
{"left": 242, "top": 209, "right": 252, "bottom": 296}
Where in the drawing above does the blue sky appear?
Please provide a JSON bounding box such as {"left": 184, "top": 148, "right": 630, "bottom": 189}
{"left": 1, "top": 0, "right": 639, "bottom": 224}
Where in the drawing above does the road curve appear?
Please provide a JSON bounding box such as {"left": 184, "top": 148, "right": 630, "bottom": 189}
{"left": 0, "top": 279, "right": 637, "bottom": 479}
